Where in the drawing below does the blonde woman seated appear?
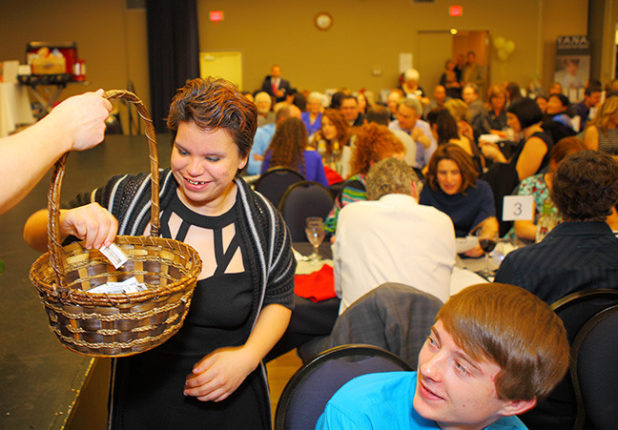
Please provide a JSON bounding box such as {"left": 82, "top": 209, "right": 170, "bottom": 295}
{"left": 506, "top": 137, "right": 586, "bottom": 242}
{"left": 261, "top": 117, "right": 329, "bottom": 187}
{"left": 444, "top": 98, "right": 475, "bottom": 143}
{"left": 584, "top": 96, "right": 618, "bottom": 156}
{"left": 420, "top": 144, "right": 498, "bottom": 257}
{"left": 476, "top": 84, "right": 509, "bottom": 138}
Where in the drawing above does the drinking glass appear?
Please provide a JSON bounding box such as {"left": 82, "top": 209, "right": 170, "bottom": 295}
{"left": 475, "top": 228, "right": 498, "bottom": 279}
{"left": 305, "top": 217, "right": 326, "bottom": 261}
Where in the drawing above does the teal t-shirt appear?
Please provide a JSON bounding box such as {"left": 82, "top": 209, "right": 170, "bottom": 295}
{"left": 316, "top": 371, "right": 527, "bottom": 430}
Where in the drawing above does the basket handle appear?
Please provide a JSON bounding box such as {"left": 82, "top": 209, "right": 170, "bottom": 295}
{"left": 48, "top": 89, "right": 161, "bottom": 289}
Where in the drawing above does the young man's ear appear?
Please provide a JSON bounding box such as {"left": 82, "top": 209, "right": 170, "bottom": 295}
{"left": 410, "top": 180, "right": 418, "bottom": 200}
{"left": 500, "top": 397, "right": 537, "bottom": 417}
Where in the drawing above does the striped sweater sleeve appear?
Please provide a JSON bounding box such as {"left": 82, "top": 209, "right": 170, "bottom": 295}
{"left": 325, "top": 181, "right": 367, "bottom": 234}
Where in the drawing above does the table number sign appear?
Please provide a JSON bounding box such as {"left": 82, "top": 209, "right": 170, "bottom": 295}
{"left": 503, "top": 195, "right": 534, "bottom": 221}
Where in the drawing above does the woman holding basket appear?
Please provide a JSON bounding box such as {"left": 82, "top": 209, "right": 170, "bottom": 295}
{"left": 23, "top": 78, "right": 295, "bottom": 429}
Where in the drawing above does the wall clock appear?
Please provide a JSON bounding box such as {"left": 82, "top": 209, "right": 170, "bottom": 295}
{"left": 314, "top": 12, "right": 333, "bottom": 31}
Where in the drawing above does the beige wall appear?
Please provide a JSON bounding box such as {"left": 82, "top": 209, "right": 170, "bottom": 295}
{"left": 0, "top": 0, "right": 609, "bottom": 120}
{"left": 0, "top": 0, "right": 149, "bottom": 132}
{"left": 601, "top": 0, "right": 617, "bottom": 84}
{"left": 198, "top": 0, "right": 590, "bottom": 97}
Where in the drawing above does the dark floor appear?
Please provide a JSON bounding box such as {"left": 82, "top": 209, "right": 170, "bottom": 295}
{"left": 0, "top": 133, "right": 172, "bottom": 429}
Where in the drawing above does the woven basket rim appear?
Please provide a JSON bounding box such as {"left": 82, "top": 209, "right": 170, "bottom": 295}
{"left": 30, "top": 235, "right": 202, "bottom": 306}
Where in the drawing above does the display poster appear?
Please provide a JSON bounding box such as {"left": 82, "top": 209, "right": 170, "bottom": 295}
{"left": 554, "top": 35, "right": 590, "bottom": 101}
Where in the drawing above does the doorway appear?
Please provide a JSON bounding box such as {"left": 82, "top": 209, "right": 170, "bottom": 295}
{"left": 417, "top": 30, "right": 490, "bottom": 99}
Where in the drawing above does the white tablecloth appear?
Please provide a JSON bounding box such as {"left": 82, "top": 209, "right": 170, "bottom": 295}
{"left": 0, "top": 83, "right": 35, "bottom": 137}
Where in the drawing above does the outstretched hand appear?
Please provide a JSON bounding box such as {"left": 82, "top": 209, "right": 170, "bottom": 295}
{"left": 48, "top": 89, "right": 112, "bottom": 152}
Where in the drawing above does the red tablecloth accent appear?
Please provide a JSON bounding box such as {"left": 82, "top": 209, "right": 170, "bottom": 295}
{"left": 294, "top": 264, "right": 336, "bottom": 302}
{"left": 324, "top": 166, "right": 343, "bottom": 186}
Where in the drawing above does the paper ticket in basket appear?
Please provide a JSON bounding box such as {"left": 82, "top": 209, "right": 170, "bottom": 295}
{"left": 99, "top": 243, "right": 128, "bottom": 269}
{"left": 87, "top": 277, "right": 148, "bottom": 294}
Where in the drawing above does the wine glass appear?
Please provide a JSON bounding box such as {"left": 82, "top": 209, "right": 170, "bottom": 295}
{"left": 475, "top": 228, "right": 498, "bottom": 279}
{"left": 305, "top": 217, "right": 326, "bottom": 262}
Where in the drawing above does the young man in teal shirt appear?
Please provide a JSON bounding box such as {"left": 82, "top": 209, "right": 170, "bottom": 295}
{"left": 317, "top": 283, "right": 569, "bottom": 430}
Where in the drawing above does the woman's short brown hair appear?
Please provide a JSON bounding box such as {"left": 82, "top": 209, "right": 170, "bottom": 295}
{"left": 438, "top": 283, "right": 569, "bottom": 401}
{"left": 350, "top": 123, "right": 404, "bottom": 176}
{"left": 167, "top": 77, "right": 257, "bottom": 158}
{"left": 425, "top": 144, "right": 478, "bottom": 194}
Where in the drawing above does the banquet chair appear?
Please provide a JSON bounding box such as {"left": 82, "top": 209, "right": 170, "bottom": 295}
{"left": 278, "top": 181, "right": 334, "bottom": 242}
{"left": 570, "top": 304, "right": 618, "bottom": 430}
{"left": 297, "top": 282, "right": 442, "bottom": 368}
{"left": 274, "top": 344, "right": 411, "bottom": 430}
{"left": 520, "top": 288, "right": 618, "bottom": 430}
{"left": 253, "top": 167, "right": 304, "bottom": 208}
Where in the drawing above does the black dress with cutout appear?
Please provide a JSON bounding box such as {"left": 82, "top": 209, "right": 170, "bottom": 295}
{"left": 108, "top": 193, "right": 269, "bottom": 430}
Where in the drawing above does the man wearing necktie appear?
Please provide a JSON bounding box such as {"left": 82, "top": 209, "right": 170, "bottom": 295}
{"left": 261, "top": 64, "right": 291, "bottom": 103}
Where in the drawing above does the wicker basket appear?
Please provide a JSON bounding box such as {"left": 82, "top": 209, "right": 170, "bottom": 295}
{"left": 29, "top": 90, "right": 202, "bottom": 357}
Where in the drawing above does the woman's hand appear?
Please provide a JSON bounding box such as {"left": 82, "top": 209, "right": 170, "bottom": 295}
{"left": 59, "top": 203, "right": 118, "bottom": 249}
{"left": 458, "top": 120, "right": 475, "bottom": 141}
{"left": 464, "top": 245, "right": 484, "bottom": 258}
{"left": 479, "top": 140, "right": 507, "bottom": 163}
{"left": 184, "top": 346, "right": 260, "bottom": 402}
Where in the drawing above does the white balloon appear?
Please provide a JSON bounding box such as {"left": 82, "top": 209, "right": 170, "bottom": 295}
{"left": 505, "top": 40, "right": 515, "bottom": 54}
{"left": 498, "top": 49, "right": 509, "bottom": 61}
{"left": 494, "top": 36, "right": 505, "bottom": 49}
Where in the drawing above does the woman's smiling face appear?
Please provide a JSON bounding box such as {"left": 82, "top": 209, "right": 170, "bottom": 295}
{"left": 171, "top": 121, "right": 247, "bottom": 215}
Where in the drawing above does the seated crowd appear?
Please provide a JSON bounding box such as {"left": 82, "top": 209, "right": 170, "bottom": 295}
{"left": 248, "top": 63, "right": 618, "bottom": 430}
{"left": 20, "top": 62, "right": 617, "bottom": 429}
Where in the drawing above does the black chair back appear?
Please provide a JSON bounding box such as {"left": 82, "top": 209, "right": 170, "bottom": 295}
{"left": 521, "top": 289, "right": 618, "bottom": 430}
{"left": 571, "top": 304, "right": 618, "bottom": 430}
{"left": 254, "top": 167, "right": 305, "bottom": 208}
{"left": 278, "top": 181, "right": 334, "bottom": 242}
{"left": 274, "top": 344, "right": 411, "bottom": 430}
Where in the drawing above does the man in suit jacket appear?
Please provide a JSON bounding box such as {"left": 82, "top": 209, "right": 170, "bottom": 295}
{"left": 260, "top": 64, "right": 291, "bottom": 103}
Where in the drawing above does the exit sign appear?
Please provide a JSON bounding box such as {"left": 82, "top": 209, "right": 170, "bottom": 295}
{"left": 450, "top": 5, "right": 462, "bottom": 16}
{"left": 210, "top": 10, "right": 224, "bottom": 22}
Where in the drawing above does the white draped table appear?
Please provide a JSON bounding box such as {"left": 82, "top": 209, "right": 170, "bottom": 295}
{"left": 0, "top": 82, "right": 35, "bottom": 137}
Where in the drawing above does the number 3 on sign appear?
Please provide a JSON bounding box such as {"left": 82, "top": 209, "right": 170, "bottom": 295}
{"left": 502, "top": 196, "right": 534, "bottom": 221}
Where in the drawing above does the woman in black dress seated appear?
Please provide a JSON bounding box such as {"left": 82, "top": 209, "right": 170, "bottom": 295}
{"left": 23, "top": 78, "right": 295, "bottom": 429}
{"left": 479, "top": 97, "right": 553, "bottom": 182}
{"left": 420, "top": 144, "right": 497, "bottom": 257}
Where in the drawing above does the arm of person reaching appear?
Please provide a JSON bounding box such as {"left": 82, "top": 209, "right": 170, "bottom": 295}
{"left": 464, "top": 216, "right": 499, "bottom": 258}
{"left": 0, "top": 90, "right": 111, "bottom": 214}
{"left": 23, "top": 203, "right": 118, "bottom": 253}
{"left": 411, "top": 126, "right": 431, "bottom": 149}
{"left": 515, "top": 136, "right": 547, "bottom": 181}
{"left": 583, "top": 125, "right": 599, "bottom": 150}
{"left": 514, "top": 216, "right": 538, "bottom": 242}
{"left": 184, "top": 303, "right": 291, "bottom": 402}
{"left": 513, "top": 178, "right": 540, "bottom": 241}
{"left": 464, "top": 182, "right": 498, "bottom": 257}
{"left": 479, "top": 140, "right": 507, "bottom": 163}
